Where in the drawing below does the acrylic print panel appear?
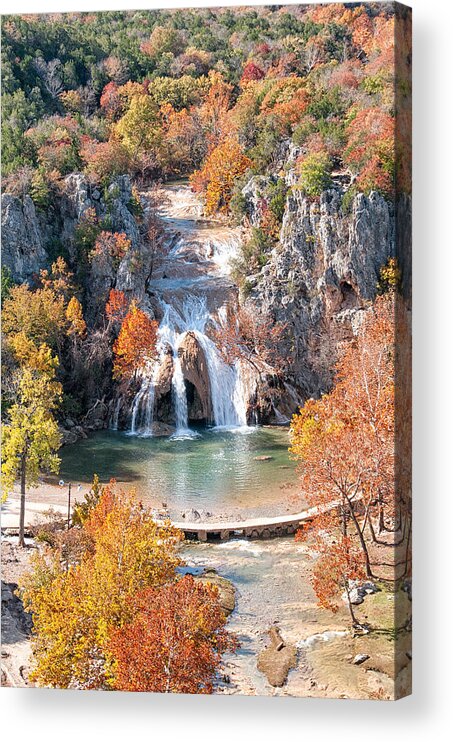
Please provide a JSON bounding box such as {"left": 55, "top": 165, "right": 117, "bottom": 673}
{"left": 1, "top": 2, "right": 411, "bottom": 699}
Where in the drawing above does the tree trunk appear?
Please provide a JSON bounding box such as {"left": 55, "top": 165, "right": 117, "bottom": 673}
{"left": 345, "top": 495, "right": 373, "bottom": 578}
{"left": 18, "top": 453, "right": 26, "bottom": 548}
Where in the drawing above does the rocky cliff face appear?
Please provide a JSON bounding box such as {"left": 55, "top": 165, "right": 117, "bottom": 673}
{"left": 245, "top": 182, "right": 395, "bottom": 399}
{"left": 2, "top": 174, "right": 157, "bottom": 324}
{"left": 1, "top": 194, "right": 48, "bottom": 282}
{"left": 2, "top": 168, "right": 400, "bottom": 426}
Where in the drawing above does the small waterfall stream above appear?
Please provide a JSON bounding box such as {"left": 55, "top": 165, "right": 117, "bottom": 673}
{"left": 118, "top": 183, "right": 256, "bottom": 437}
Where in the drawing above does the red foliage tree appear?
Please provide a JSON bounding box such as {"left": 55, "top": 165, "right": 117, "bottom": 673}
{"left": 240, "top": 61, "right": 265, "bottom": 86}
{"left": 109, "top": 575, "right": 237, "bottom": 693}
{"left": 100, "top": 81, "right": 124, "bottom": 121}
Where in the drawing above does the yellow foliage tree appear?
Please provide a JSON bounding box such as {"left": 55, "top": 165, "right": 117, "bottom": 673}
{"left": 66, "top": 296, "right": 87, "bottom": 338}
{"left": 2, "top": 283, "right": 66, "bottom": 351}
{"left": 114, "top": 94, "right": 161, "bottom": 159}
{"left": 19, "top": 485, "right": 182, "bottom": 688}
{"left": 1, "top": 340, "right": 62, "bottom": 545}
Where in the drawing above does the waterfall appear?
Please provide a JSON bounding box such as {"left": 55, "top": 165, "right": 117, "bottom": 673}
{"left": 191, "top": 331, "right": 247, "bottom": 427}
{"left": 128, "top": 296, "right": 250, "bottom": 435}
{"left": 171, "top": 349, "right": 189, "bottom": 432}
{"left": 143, "top": 378, "right": 156, "bottom": 435}
{"left": 130, "top": 379, "right": 147, "bottom": 435}
{"left": 111, "top": 396, "right": 122, "bottom": 431}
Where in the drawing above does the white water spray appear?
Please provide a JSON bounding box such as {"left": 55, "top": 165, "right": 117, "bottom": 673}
{"left": 128, "top": 296, "right": 249, "bottom": 434}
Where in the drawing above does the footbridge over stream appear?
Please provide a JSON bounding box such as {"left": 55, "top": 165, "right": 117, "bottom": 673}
{"left": 163, "top": 503, "right": 334, "bottom": 542}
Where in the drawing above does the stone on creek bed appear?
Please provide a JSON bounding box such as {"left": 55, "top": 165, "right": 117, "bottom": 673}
{"left": 183, "top": 567, "right": 236, "bottom": 616}
{"left": 257, "top": 626, "right": 298, "bottom": 687}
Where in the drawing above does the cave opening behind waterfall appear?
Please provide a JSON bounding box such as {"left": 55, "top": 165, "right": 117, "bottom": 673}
{"left": 185, "top": 379, "right": 209, "bottom": 426}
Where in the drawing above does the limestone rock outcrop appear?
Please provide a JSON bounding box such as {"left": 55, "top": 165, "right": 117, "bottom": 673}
{"left": 178, "top": 332, "right": 212, "bottom": 421}
{"left": 1, "top": 194, "right": 48, "bottom": 282}
{"left": 246, "top": 182, "right": 396, "bottom": 399}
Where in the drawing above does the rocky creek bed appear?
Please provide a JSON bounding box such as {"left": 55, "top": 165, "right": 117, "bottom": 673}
{"left": 1, "top": 532, "right": 411, "bottom": 697}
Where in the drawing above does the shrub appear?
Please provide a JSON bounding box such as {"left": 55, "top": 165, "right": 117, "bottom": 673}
{"left": 296, "top": 152, "right": 332, "bottom": 197}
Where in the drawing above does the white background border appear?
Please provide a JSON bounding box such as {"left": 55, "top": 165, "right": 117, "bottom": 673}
{"left": 1, "top": 1, "right": 452, "bottom": 739}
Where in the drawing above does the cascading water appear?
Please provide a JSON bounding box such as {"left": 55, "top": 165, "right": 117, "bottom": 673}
{"left": 111, "top": 396, "right": 122, "bottom": 431}
{"left": 128, "top": 296, "right": 250, "bottom": 435}
{"left": 171, "top": 347, "right": 190, "bottom": 433}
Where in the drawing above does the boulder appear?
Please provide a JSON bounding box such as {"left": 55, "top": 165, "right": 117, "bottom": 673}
{"left": 155, "top": 350, "right": 174, "bottom": 397}
{"left": 257, "top": 626, "right": 298, "bottom": 687}
{"left": 344, "top": 580, "right": 380, "bottom": 606}
{"left": 193, "top": 569, "right": 236, "bottom": 616}
{"left": 149, "top": 422, "right": 175, "bottom": 437}
{"left": 178, "top": 332, "right": 212, "bottom": 420}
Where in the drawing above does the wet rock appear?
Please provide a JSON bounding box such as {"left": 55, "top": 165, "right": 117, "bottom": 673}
{"left": 149, "top": 421, "right": 175, "bottom": 437}
{"left": 253, "top": 455, "right": 273, "bottom": 461}
{"left": 178, "top": 332, "right": 212, "bottom": 421}
{"left": 257, "top": 626, "right": 297, "bottom": 687}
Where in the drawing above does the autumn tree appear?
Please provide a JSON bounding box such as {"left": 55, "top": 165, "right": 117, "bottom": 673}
{"left": 66, "top": 296, "right": 86, "bottom": 339}
{"left": 99, "top": 81, "right": 123, "bottom": 121}
{"left": 105, "top": 288, "right": 129, "bottom": 328}
{"left": 90, "top": 231, "right": 131, "bottom": 269}
{"left": 38, "top": 257, "right": 75, "bottom": 303}
{"left": 114, "top": 95, "right": 161, "bottom": 173}
{"left": 198, "top": 71, "right": 233, "bottom": 146}
{"left": 109, "top": 576, "right": 236, "bottom": 693}
{"left": 81, "top": 137, "right": 132, "bottom": 183}
{"left": 19, "top": 485, "right": 182, "bottom": 687}
{"left": 140, "top": 26, "right": 186, "bottom": 61}
{"left": 113, "top": 304, "right": 159, "bottom": 380}
{"left": 158, "top": 103, "right": 206, "bottom": 175}
{"left": 345, "top": 108, "right": 395, "bottom": 197}
{"left": 190, "top": 138, "right": 251, "bottom": 216}
{"left": 240, "top": 61, "right": 265, "bottom": 86}
{"left": 290, "top": 293, "right": 407, "bottom": 620}
{"left": 1, "top": 339, "right": 62, "bottom": 545}
{"left": 2, "top": 283, "right": 66, "bottom": 352}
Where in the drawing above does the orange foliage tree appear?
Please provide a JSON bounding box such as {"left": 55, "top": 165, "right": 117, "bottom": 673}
{"left": 345, "top": 108, "right": 395, "bottom": 196}
{"left": 109, "top": 575, "right": 237, "bottom": 693}
{"left": 81, "top": 136, "right": 132, "bottom": 183}
{"left": 105, "top": 288, "right": 129, "bottom": 327}
{"left": 90, "top": 231, "right": 131, "bottom": 269}
{"left": 190, "top": 138, "right": 251, "bottom": 216}
{"left": 212, "top": 303, "right": 286, "bottom": 375}
{"left": 290, "top": 293, "right": 409, "bottom": 621}
{"left": 113, "top": 304, "right": 158, "bottom": 380}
